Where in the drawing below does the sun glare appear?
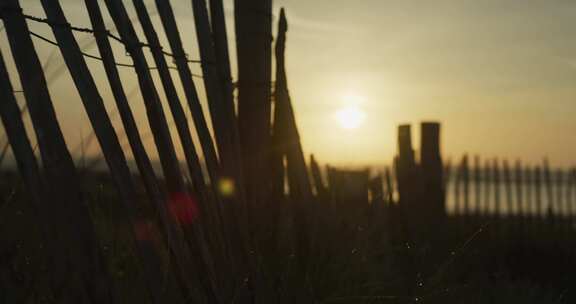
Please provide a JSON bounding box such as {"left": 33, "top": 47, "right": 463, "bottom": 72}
{"left": 335, "top": 105, "right": 366, "bottom": 130}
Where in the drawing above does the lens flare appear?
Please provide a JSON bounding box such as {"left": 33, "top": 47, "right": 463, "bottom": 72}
{"left": 218, "top": 178, "right": 236, "bottom": 198}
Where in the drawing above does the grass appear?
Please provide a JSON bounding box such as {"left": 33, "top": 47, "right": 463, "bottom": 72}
{"left": 1, "top": 168, "right": 576, "bottom": 303}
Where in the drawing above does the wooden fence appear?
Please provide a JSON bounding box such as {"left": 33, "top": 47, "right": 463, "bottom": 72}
{"left": 1, "top": 1, "right": 575, "bottom": 302}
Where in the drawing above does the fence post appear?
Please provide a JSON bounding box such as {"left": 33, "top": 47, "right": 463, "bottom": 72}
{"left": 474, "top": 155, "right": 482, "bottom": 215}
{"left": 535, "top": 166, "right": 543, "bottom": 218}
{"left": 235, "top": 0, "right": 273, "bottom": 206}
{"left": 556, "top": 169, "right": 565, "bottom": 217}
{"left": 543, "top": 158, "right": 554, "bottom": 216}
{"left": 370, "top": 175, "right": 384, "bottom": 207}
{"left": 525, "top": 166, "right": 534, "bottom": 218}
{"left": 396, "top": 124, "right": 416, "bottom": 208}
{"left": 515, "top": 160, "right": 524, "bottom": 217}
{"left": 462, "top": 154, "right": 470, "bottom": 215}
{"left": 421, "top": 122, "right": 444, "bottom": 214}
{"left": 566, "top": 168, "right": 576, "bottom": 217}
{"left": 503, "top": 160, "right": 513, "bottom": 215}
{"left": 491, "top": 159, "right": 500, "bottom": 218}
{"left": 484, "top": 159, "right": 492, "bottom": 216}
{"left": 384, "top": 166, "right": 394, "bottom": 205}
{"left": 272, "top": 9, "right": 312, "bottom": 201}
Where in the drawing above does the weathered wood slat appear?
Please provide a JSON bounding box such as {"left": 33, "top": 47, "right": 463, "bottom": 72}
{"left": 1, "top": 1, "right": 109, "bottom": 301}
{"left": 132, "top": 0, "right": 207, "bottom": 202}
{"left": 103, "top": 0, "right": 185, "bottom": 194}
{"left": 40, "top": 1, "right": 172, "bottom": 302}
{"left": 82, "top": 0, "right": 199, "bottom": 299}
{"left": 103, "top": 1, "right": 221, "bottom": 302}
{"left": 0, "top": 51, "right": 44, "bottom": 216}
{"left": 208, "top": 0, "right": 244, "bottom": 186}
{"left": 191, "top": 0, "right": 243, "bottom": 187}
{"left": 0, "top": 50, "right": 63, "bottom": 300}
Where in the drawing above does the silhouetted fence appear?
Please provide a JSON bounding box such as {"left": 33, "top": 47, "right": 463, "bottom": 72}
{"left": 2, "top": 1, "right": 576, "bottom": 302}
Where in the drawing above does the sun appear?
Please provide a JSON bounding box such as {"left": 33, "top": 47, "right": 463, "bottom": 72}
{"left": 335, "top": 105, "right": 366, "bottom": 130}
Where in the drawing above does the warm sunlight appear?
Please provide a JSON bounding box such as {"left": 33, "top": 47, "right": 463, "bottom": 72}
{"left": 335, "top": 105, "right": 366, "bottom": 130}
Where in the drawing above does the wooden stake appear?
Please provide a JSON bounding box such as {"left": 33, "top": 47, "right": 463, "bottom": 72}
{"left": 273, "top": 8, "right": 312, "bottom": 201}
{"left": 235, "top": 0, "right": 273, "bottom": 206}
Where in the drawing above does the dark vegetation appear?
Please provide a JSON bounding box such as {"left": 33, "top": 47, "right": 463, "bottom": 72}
{"left": 1, "top": 0, "right": 576, "bottom": 303}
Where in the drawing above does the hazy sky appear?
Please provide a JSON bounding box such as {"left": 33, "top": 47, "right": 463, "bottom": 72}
{"left": 1, "top": 0, "right": 576, "bottom": 168}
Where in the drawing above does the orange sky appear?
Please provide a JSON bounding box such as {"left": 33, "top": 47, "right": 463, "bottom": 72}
{"left": 1, "top": 0, "right": 575, "bottom": 169}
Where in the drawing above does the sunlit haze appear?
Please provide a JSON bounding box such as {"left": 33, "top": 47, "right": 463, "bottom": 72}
{"left": 1, "top": 0, "right": 575, "bottom": 168}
